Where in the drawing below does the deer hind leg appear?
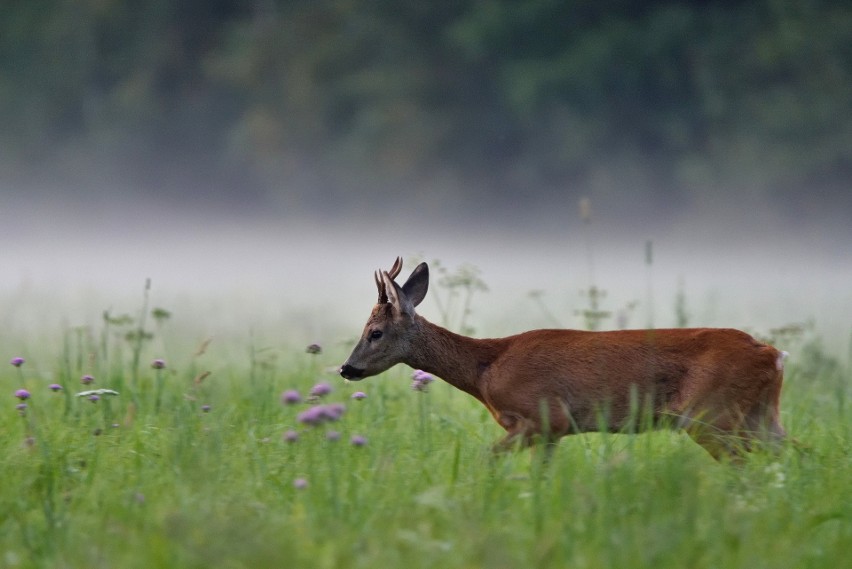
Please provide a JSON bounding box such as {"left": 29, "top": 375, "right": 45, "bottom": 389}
{"left": 677, "top": 408, "right": 752, "bottom": 462}
{"left": 727, "top": 365, "right": 788, "bottom": 455}
{"left": 680, "top": 363, "right": 787, "bottom": 461}
{"left": 686, "top": 400, "right": 785, "bottom": 462}
{"left": 687, "top": 426, "right": 749, "bottom": 462}
{"left": 742, "top": 377, "right": 786, "bottom": 451}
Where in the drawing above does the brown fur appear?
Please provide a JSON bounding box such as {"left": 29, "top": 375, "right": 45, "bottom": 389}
{"left": 341, "top": 259, "right": 787, "bottom": 461}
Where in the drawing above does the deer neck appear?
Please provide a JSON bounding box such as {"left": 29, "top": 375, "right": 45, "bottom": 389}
{"left": 404, "top": 316, "right": 506, "bottom": 401}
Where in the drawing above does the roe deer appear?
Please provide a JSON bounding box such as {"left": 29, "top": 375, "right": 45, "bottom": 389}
{"left": 340, "top": 257, "right": 788, "bottom": 460}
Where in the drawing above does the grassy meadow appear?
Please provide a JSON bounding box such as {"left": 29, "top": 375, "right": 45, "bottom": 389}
{"left": 1, "top": 280, "right": 850, "bottom": 569}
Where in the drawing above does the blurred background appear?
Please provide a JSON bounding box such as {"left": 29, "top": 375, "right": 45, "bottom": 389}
{"left": 2, "top": 1, "right": 851, "bottom": 352}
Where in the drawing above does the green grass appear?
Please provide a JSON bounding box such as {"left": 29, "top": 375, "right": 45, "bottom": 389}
{"left": 1, "top": 319, "right": 850, "bottom": 569}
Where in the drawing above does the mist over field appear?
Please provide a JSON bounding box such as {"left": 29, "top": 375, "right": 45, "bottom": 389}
{"left": 4, "top": 188, "right": 851, "bottom": 363}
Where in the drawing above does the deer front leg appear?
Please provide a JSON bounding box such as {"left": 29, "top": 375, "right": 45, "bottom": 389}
{"left": 491, "top": 411, "right": 564, "bottom": 457}
{"left": 487, "top": 391, "right": 575, "bottom": 452}
{"left": 492, "top": 431, "right": 535, "bottom": 453}
{"left": 491, "top": 413, "right": 537, "bottom": 453}
{"left": 492, "top": 421, "right": 562, "bottom": 466}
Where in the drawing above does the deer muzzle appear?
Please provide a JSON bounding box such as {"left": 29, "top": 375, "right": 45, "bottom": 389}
{"left": 339, "top": 364, "right": 365, "bottom": 380}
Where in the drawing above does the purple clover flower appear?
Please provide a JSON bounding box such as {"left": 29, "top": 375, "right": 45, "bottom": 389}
{"left": 151, "top": 359, "right": 166, "bottom": 369}
{"left": 323, "top": 403, "right": 346, "bottom": 421}
{"left": 16, "top": 403, "right": 28, "bottom": 414}
{"left": 81, "top": 375, "right": 95, "bottom": 385}
{"left": 309, "top": 382, "right": 332, "bottom": 397}
{"left": 293, "top": 478, "right": 308, "bottom": 490}
{"left": 351, "top": 391, "right": 367, "bottom": 400}
{"left": 281, "top": 390, "right": 302, "bottom": 405}
{"left": 10, "top": 357, "right": 25, "bottom": 367}
{"left": 283, "top": 430, "right": 299, "bottom": 443}
{"left": 49, "top": 384, "right": 63, "bottom": 392}
{"left": 411, "top": 369, "right": 435, "bottom": 392}
{"left": 326, "top": 430, "right": 341, "bottom": 442}
{"left": 297, "top": 403, "right": 347, "bottom": 426}
{"left": 88, "top": 394, "right": 100, "bottom": 403}
{"left": 15, "top": 389, "right": 30, "bottom": 400}
{"left": 412, "top": 370, "right": 433, "bottom": 382}
{"left": 350, "top": 435, "right": 367, "bottom": 447}
{"left": 297, "top": 406, "right": 325, "bottom": 426}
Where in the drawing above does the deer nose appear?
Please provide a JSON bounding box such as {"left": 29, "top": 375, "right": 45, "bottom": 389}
{"left": 340, "top": 364, "right": 364, "bottom": 380}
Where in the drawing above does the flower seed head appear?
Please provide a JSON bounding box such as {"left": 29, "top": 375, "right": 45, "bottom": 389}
{"left": 76, "top": 389, "right": 119, "bottom": 398}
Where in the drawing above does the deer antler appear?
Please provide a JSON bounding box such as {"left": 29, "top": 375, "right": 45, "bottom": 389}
{"left": 375, "top": 256, "right": 404, "bottom": 303}
{"left": 388, "top": 256, "right": 403, "bottom": 280}
{"left": 375, "top": 270, "right": 387, "bottom": 303}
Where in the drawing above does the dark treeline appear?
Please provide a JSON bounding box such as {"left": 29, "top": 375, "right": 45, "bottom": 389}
{"left": 1, "top": 0, "right": 850, "bottom": 218}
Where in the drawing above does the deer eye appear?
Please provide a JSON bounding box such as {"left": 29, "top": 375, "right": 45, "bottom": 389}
{"left": 369, "top": 330, "right": 383, "bottom": 341}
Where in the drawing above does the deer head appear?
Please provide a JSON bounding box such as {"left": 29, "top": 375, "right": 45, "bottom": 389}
{"left": 340, "top": 257, "right": 429, "bottom": 380}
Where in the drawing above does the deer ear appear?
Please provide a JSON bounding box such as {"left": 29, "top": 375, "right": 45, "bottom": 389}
{"left": 382, "top": 271, "right": 416, "bottom": 316}
{"left": 401, "top": 262, "right": 429, "bottom": 307}
{"left": 381, "top": 271, "right": 404, "bottom": 313}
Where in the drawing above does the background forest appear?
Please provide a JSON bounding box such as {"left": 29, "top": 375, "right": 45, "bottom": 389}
{"left": 2, "top": 0, "right": 850, "bottom": 223}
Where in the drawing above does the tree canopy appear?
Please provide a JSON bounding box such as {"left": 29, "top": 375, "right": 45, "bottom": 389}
{"left": 2, "top": 0, "right": 850, "bottom": 217}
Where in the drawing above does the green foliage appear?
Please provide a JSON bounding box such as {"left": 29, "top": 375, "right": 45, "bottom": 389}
{"left": 577, "top": 285, "right": 612, "bottom": 331}
{"left": 430, "top": 259, "right": 489, "bottom": 335}
{"left": 151, "top": 308, "right": 172, "bottom": 323}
